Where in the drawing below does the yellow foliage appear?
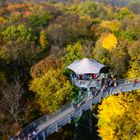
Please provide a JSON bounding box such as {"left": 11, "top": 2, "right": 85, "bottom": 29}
{"left": 124, "top": 61, "right": 140, "bottom": 79}
{"left": 0, "top": 17, "right": 6, "bottom": 24}
{"left": 93, "top": 40, "right": 110, "bottom": 64}
{"left": 117, "top": 7, "right": 134, "bottom": 19}
{"left": 39, "top": 30, "right": 48, "bottom": 48}
{"left": 100, "top": 20, "right": 121, "bottom": 32}
{"left": 29, "top": 68, "right": 73, "bottom": 113}
{"left": 98, "top": 93, "right": 140, "bottom": 140}
{"left": 79, "top": 15, "right": 93, "bottom": 23}
{"left": 101, "top": 33, "right": 118, "bottom": 50}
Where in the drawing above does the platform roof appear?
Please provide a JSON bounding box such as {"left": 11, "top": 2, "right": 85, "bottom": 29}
{"left": 67, "top": 58, "right": 104, "bottom": 74}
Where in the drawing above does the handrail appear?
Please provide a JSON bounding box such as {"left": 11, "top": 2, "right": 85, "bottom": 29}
{"left": 21, "top": 77, "right": 140, "bottom": 137}
{"left": 32, "top": 81, "right": 140, "bottom": 139}
{"left": 22, "top": 96, "right": 84, "bottom": 135}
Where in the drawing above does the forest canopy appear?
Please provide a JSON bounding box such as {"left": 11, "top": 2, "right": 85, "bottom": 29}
{"left": 0, "top": 0, "right": 140, "bottom": 139}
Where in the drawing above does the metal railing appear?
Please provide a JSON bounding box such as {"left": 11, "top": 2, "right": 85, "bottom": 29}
{"left": 22, "top": 77, "right": 140, "bottom": 138}
{"left": 22, "top": 93, "right": 90, "bottom": 135}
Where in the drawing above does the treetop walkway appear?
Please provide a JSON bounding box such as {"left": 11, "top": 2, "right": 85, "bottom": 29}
{"left": 20, "top": 77, "right": 140, "bottom": 140}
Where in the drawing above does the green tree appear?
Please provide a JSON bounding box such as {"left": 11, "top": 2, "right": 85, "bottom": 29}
{"left": 116, "top": 7, "right": 134, "bottom": 19}
{"left": 26, "top": 10, "right": 52, "bottom": 28}
{"left": 63, "top": 42, "right": 85, "bottom": 67}
{"left": 70, "top": 1, "right": 106, "bottom": 18}
{"left": 2, "top": 24, "right": 35, "bottom": 43}
{"left": 121, "top": 27, "right": 138, "bottom": 41}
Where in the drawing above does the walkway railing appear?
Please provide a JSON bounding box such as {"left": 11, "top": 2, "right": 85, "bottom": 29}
{"left": 21, "top": 77, "right": 140, "bottom": 139}
{"left": 117, "top": 77, "right": 140, "bottom": 85}
{"left": 73, "top": 77, "right": 140, "bottom": 88}
{"left": 22, "top": 92, "right": 89, "bottom": 135}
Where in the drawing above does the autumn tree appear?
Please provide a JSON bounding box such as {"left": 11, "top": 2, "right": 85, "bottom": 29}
{"left": 98, "top": 92, "right": 140, "bottom": 140}
{"left": 39, "top": 30, "right": 48, "bottom": 48}
{"left": 125, "top": 40, "right": 140, "bottom": 78}
{"left": 70, "top": 1, "right": 106, "bottom": 18}
{"left": 25, "top": 10, "right": 52, "bottom": 28}
{"left": 29, "top": 68, "right": 74, "bottom": 113}
{"left": 63, "top": 42, "right": 86, "bottom": 67}
{"left": 0, "top": 79, "right": 24, "bottom": 122}
{"left": 0, "top": 16, "right": 6, "bottom": 24}
{"left": 30, "top": 55, "right": 61, "bottom": 79}
{"left": 100, "top": 20, "right": 121, "bottom": 34}
{"left": 92, "top": 33, "right": 118, "bottom": 64}
{"left": 116, "top": 7, "right": 134, "bottom": 19}
{"left": 47, "top": 13, "right": 92, "bottom": 46}
{"left": 110, "top": 50, "right": 128, "bottom": 76}
{"left": 125, "top": 61, "right": 140, "bottom": 79}
{"left": 128, "top": 1, "right": 140, "bottom": 14}
{"left": 109, "top": 39, "right": 130, "bottom": 76}
{"left": 96, "top": 33, "right": 118, "bottom": 51}
{"left": 0, "top": 41, "right": 43, "bottom": 82}
{"left": 92, "top": 43, "right": 109, "bottom": 64}
{"left": 101, "top": 33, "right": 118, "bottom": 50}
{"left": 0, "top": 1, "right": 140, "bottom": 138}
{"left": 2, "top": 24, "right": 35, "bottom": 43}
{"left": 0, "top": 79, "right": 24, "bottom": 137}
{"left": 128, "top": 40, "right": 140, "bottom": 61}
{"left": 120, "top": 15, "right": 140, "bottom": 42}
{"left": 29, "top": 55, "right": 75, "bottom": 113}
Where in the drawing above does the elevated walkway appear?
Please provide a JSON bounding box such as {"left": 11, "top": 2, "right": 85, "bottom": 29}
{"left": 22, "top": 78, "right": 140, "bottom": 140}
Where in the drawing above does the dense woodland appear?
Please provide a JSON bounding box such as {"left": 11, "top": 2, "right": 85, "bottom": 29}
{"left": 0, "top": 0, "right": 140, "bottom": 139}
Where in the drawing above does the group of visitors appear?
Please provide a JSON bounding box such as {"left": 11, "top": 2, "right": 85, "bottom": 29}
{"left": 11, "top": 128, "right": 38, "bottom": 140}
{"left": 72, "top": 73, "right": 97, "bottom": 81}
{"left": 100, "top": 77, "right": 118, "bottom": 92}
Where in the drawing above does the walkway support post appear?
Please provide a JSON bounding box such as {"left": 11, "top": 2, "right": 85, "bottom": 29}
{"left": 42, "top": 130, "right": 46, "bottom": 140}
{"left": 87, "top": 87, "right": 91, "bottom": 96}
{"left": 68, "top": 114, "right": 71, "bottom": 123}
{"left": 55, "top": 122, "right": 58, "bottom": 132}
{"left": 99, "top": 92, "right": 102, "bottom": 103}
